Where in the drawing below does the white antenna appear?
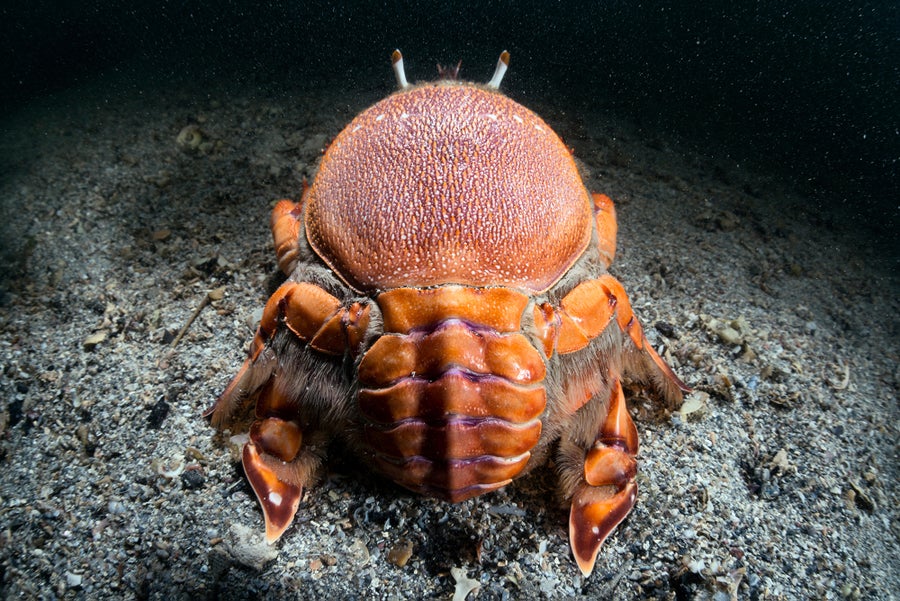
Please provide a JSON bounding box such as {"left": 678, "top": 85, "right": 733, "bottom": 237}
{"left": 486, "top": 51, "right": 510, "bottom": 89}
{"left": 392, "top": 49, "right": 410, "bottom": 89}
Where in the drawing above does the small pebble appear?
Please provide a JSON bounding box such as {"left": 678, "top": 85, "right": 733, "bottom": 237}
{"left": 717, "top": 326, "right": 742, "bottom": 345}
{"left": 540, "top": 577, "right": 557, "bottom": 594}
{"left": 147, "top": 398, "right": 170, "bottom": 428}
{"left": 82, "top": 331, "right": 107, "bottom": 350}
{"left": 176, "top": 125, "right": 203, "bottom": 150}
{"left": 347, "top": 538, "right": 370, "bottom": 567}
{"left": 679, "top": 392, "right": 708, "bottom": 420}
{"left": 218, "top": 523, "right": 278, "bottom": 571}
{"left": 321, "top": 554, "right": 337, "bottom": 567}
{"left": 655, "top": 321, "right": 678, "bottom": 339}
{"left": 180, "top": 470, "right": 205, "bottom": 490}
{"left": 386, "top": 540, "right": 413, "bottom": 568}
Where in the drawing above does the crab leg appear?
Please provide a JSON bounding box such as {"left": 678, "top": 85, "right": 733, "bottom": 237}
{"left": 538, "top": 272, "right": 686, "bottom": 574}
{"left": 241, "top": 377, "right": 326, "bottom": 542}
{"left": 207, "top": 280, "right": 370, "bottom": 541}
{"left": 592, "top": 193, "right": 617, "bottom": 268}
{"left": 533, "top": 273, "right": 690, "bottom": 397}
{"left": 568, "top": 378, "right": 639, "bottom": 576}
{"left": 206, "top": 282, "right": 347, "bottom": 424}
{"left": 270, "top": 183, "right": 313, "bottom": 277}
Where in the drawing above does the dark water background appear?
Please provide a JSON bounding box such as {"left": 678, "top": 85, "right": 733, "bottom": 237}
{"left": 2, "top": 0, "right": 897, "bottom": 237}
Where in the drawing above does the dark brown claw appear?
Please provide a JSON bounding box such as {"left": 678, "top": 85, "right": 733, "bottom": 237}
{"left": 242, "top": 442, "right": 302, "bottom": 543}
{"left": 569, "top": 481, "right": 637, "bottom": 576}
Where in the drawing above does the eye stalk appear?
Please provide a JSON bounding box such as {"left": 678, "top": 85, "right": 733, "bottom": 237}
{"left": 392, "top": 49, "right": 410, "bottom": 89}
{"left": 486, "top": 50, "right": 510, "bottom": 89}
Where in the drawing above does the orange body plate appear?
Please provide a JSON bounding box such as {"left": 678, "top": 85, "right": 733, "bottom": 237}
{"left": 358, "top": 286, "right": 547, "bottom": 502}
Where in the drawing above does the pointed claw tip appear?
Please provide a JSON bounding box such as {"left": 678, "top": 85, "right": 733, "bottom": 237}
{"left": 264, "top": 515, "right": 292, "bottom": 544}
{"left": 569, "top": 511, "right": 603, "bottom": 578}
{"left": 576, "top": 556, "right": 597, "bottom": 578}
{"left": 259, "top": 482, "right": 301, "bottom": 534}
{"left": 260, "top": 486, "right": 301, "bottom": 543}
{"left": 264, "top": 529, "right": 281, "bottom": 545}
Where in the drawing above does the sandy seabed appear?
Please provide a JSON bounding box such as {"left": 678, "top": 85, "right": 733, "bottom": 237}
{"left": 0, "top": 70, "right": 896, "bottom": 600}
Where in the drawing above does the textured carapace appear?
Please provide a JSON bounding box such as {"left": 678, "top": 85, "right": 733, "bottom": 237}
{"left": 209, "top": 50, "right": 688, "bottom": 579}
{"left": 305, "top": 84, "right": 593, "bottom": 293}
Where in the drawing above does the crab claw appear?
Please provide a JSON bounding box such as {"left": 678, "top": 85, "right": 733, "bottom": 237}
{"left": 569, "top": 480, "right": 637, "bottom": 577}
{"left": 568, "top": 379, "right": 640, "bottom": 576}
{"left": 242, "top": 442, "right": 302, "bottom": 543}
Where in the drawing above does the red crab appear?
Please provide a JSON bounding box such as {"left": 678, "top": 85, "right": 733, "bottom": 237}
{"left": 207, "top": 50, "right": 688, "bottom": 576}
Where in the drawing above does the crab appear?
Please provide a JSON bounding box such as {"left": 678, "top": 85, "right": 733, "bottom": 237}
{"left": 207, "top": 50, "right": 689, "bottom": 577}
